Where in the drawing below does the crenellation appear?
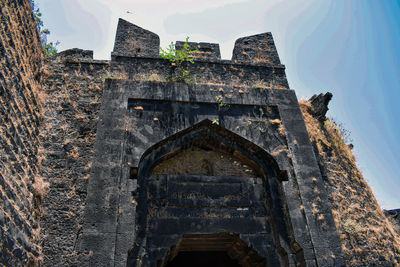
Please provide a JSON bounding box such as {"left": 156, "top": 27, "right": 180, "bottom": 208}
{"left": 232, "top": 32, "right": 282, "bottom": 65}
{"left": 112, "top": 18, "right": 160, "bottom": 58}
{"left": 52, "top": 48, "right": 94, "bottom": 61}
{"left": 111, "top": 55, "right": 289, "bottom": 89}
{"left": 175, "top": 41, "right": 221, "bottom": 60}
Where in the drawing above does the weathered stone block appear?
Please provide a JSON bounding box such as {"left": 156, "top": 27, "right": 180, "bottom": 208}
{"left": 232, "top": 32, "right": 281, "bottom": 64}
{"left": 175, "top": 41, "right": 221, "bottom": 60}
{"left": 112, "top": 18, "right": 160, "bottom": 57}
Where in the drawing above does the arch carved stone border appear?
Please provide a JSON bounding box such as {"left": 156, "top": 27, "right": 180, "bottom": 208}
{"left": 127, "top": 120, "right": 306, "bottom": 266}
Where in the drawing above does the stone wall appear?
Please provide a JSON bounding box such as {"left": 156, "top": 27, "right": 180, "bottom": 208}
{"left": 385, "top": 209, "right": 400, "bottom": 231}
{"left": 1, "top": 6, "right": 398, "bottom": 265}
{"left": 38, "top": 51, "right": 110, "bottom": 266}
{"left": 0, "top": 0, "right": 44, "bottom": 265}
{"left": 300, "top": 95, "right": 400, "bottom": 265}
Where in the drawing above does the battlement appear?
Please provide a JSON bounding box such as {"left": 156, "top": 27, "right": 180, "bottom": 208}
{"left": 232, "top": 33, "right": 281, "bottom": 64}
{"left": 175, "top": 41, "right": 221, "bottom": 60}
{"left": 111, "top": 19, "right": 282, "bottom": 66}
{"left": 112, "top": 18, "right": 160, "bottom": 58}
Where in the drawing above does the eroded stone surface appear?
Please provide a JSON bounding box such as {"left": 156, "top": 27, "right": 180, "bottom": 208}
{"left": 39, "top": 58, "right": 111, "bottom": 266}
{"left": 175, "top": 41, "right": 221, "bottom": 60}
{"left": 232, "top": 33, "right": 281, "bottom": 65}
{"left": 112, "top": 18, "right": 160, "bottom": 57}
{"left": 0, "top": 0, "right": 43, "bottom": 265}
{"left": 309, "top": 92, "right": 333, "bottom": 121}
{"left": 385, "top": 209, "right": 400, "bottom": 228}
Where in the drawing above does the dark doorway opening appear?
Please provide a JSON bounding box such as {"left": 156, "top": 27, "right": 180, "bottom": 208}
{"left": 165, "top": 251, "right": 241, "bottom": 267}
{"left": 158, "top": 233, "right": 267, "bottom": 267}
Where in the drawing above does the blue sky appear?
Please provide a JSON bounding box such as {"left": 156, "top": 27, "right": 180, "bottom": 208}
{"left": 35, "top": 0, "right": 400, "bottom": 209}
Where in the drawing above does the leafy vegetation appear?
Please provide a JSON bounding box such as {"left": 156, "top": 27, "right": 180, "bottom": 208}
{"left": 31, "top": 1, "right": 59, "bottom": 57}
{"left": 160, "top": 37, "right": 197, "bottom": 83}
{"left": 215, "top": 95, "right": 230, "bottom": 109}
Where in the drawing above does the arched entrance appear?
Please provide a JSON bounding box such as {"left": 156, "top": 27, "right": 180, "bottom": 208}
{"left": 127, "top": 120, "right": 305, "bottom": 267}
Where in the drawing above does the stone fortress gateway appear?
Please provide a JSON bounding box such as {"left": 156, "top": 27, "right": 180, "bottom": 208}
{"left": 78, "top": 19, "right": 345, "bottom": 266}
{"left": 4, "top": 2, "right": 400, "bottom": 265}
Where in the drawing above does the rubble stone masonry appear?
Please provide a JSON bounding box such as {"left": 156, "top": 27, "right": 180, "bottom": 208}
{"left": 0, "top": 0, "right": 43, "bottom": 265}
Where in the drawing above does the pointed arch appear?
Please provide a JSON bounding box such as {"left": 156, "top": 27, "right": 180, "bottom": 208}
{"left": 137, "top": 119, "right": 284, "bottom": 181}
{"left": 127, "top": 119, "right": 304, "bottom": 266}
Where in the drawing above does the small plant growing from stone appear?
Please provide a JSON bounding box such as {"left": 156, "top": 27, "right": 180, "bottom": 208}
{"left": 246, "top": 107, "right": 269, "bottom": 133}
{"left": 343, "top": 219, "right": 361, "bottom": 236}
{"left": 215, "top": 95, "right": 230, "bottom": 109}
{"left": 252, "top": 80, "right": 270, "bottom": 91}
{"left": 160, "top": 37, "right": 197, "bottom": 83}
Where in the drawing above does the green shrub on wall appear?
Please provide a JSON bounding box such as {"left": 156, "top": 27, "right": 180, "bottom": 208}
{"left": 31, "top": 1, "right": 59, "bottom": 57}
{"left": 160, "top": 37, "right": 197, "bottom": 83}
